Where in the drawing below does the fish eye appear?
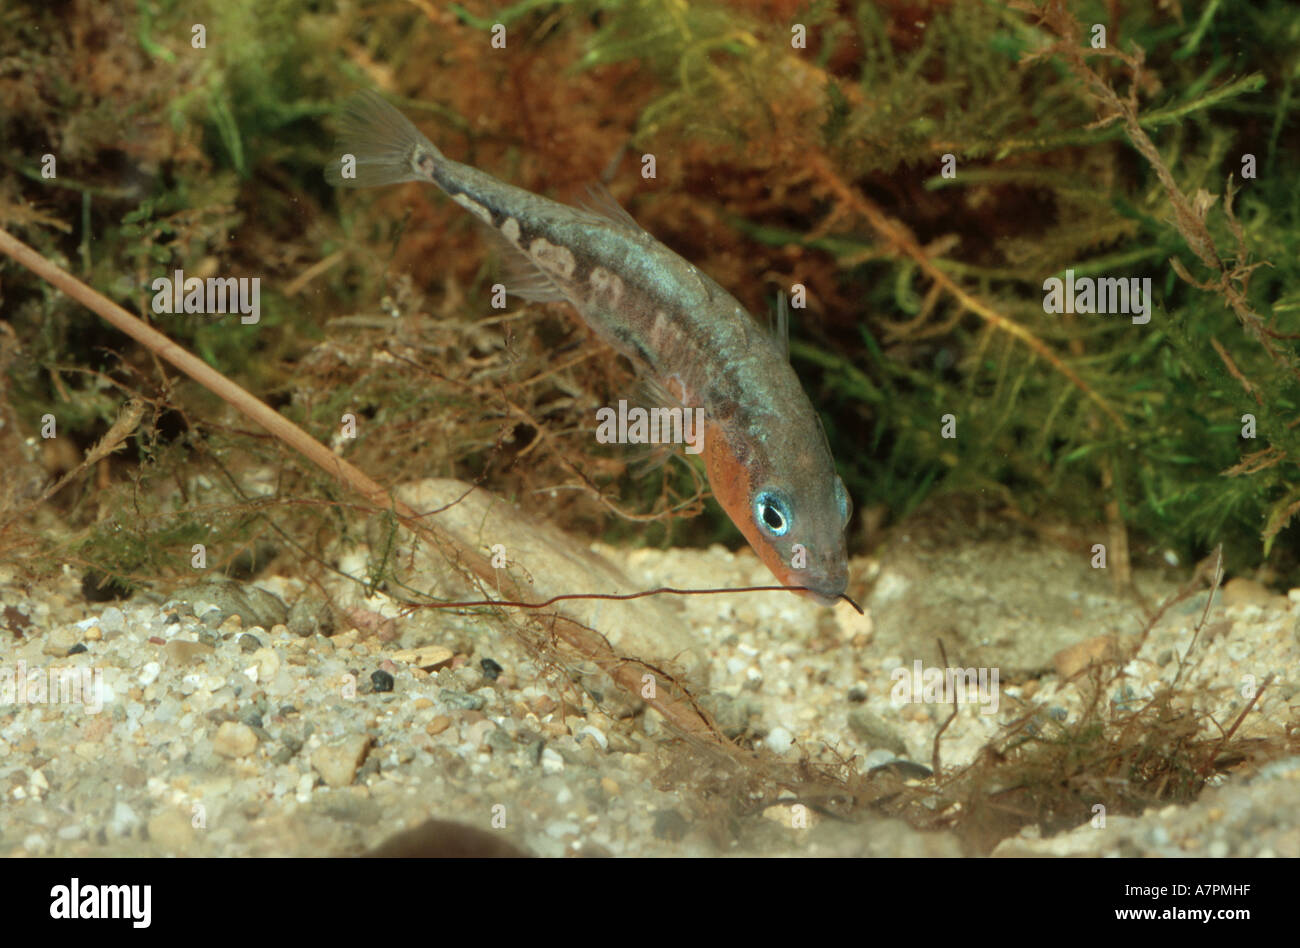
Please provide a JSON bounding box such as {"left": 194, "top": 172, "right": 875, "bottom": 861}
{"left": 754, "top": 491, "right": 792, "bottom": 537}
{"left": 835, "top": 477, "right": 852, "bottom": 527}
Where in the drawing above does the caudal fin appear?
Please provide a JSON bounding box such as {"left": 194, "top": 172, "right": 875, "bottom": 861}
{"left": 324, "top": 89, "right": 444, "bottom": 188}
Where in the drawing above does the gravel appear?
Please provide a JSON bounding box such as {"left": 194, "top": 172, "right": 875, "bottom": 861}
{"left": 1, "top": 523, "right": 1296, "bottom": 857}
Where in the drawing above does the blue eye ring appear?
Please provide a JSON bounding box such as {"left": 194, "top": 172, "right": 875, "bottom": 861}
{"left": 754, "top": 491, "right": 792, "bottom": 537}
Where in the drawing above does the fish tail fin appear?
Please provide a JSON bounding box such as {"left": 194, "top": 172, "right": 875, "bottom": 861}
{"left": 324, "top": 90, "right": 444, "bottom": 188}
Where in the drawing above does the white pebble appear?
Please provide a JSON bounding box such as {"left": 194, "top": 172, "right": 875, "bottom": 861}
{"left": 576, "top": 725, "right": 608, "bottom": 750}
{"left": 765, "top": 726, "right": 794, "bottom": 754}
{"left": 110, "top": 801, "right": 139, "bottom": 835}
{"left": 541, "top": 748, "right": 565, "bottom": 774}
{"left": 99, "top": 607, "right": 126, "bottom": 634}
{"left": 138, "top": 662, "right": 161, "bottom": 686}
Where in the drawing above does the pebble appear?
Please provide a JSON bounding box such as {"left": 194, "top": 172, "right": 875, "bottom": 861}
{"left": 239, "top": 633, "right": 261, "bottom": 653}
{"left": 540, "top": 747, "right": 565, "bottom": 774}
{"left": 391, "top": 645, "right": 454, "bottom": 670}
{"left": 652, "top": 809, "right": 689, "bottom": 842}
{"left": 1053, "top": 634, "right": 1122, "bottom": 679}
{"left": 42, "top": 627, "right": 78, "bottom": 657}
{"left": 371, "top": 670, "right": 394, "bottom": 693}
{"left": 440, "top": 689, "right": 485, "bottom": 711}
{"left": 480, "top": 657, "right": 503, "bottom": 681}
{"left": 138, "top": 662, "right": 161, "bottom": 686}
{"left": 99, "top": 607, "right": 125, "bottom": 635}
{"left": 164, "top": 639, "right": 214, "bottom": 666}
{"left": 287, "top": 595, "right": 333, "bottom": 638}
{"left": 576, "top": 725, "right": 608, "bottom": 751}
{"left": 765, "top": 726, "right": 794, "bottom": 754}
{"left": 147, "top": 809, "right": 193, "bottom": 850}
{"left": 311, "top": 734, "right": 372, "bottom": 788}
{"left": 528, "top": 695, "right": 557, "bottom": 716}
{"left": 848, "top": 708, "right": 908, "bottom": 756}
{"left": 212, "top": 721, "right": 259, "bottom": 758}
{"left": 175, "top": 580, "right": 288, "bottom": 629}
{"left": 251, "top": 647, "right": 280, "bottom": 680}
{"left": 109, "top": 801, "right": 139, "bottom": 836}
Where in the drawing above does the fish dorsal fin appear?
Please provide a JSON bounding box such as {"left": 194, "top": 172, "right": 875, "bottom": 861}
{"left": 770, "top": 291, "right": 790, "bottom": 361}
{"left": 577, "top": 182, "right": 644, "bottom": 233}
{"left": 473, "top": 218, "right": 568, "bottom": 303}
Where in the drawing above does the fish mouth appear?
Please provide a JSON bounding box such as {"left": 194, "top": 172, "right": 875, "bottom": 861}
{"left": 799, "top": 587, "right": 844, "bottom": 608}
{"left": 790, "top": 573, "right": 848, "bottom": 608}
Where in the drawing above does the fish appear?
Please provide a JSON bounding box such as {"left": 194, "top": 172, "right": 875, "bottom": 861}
{"left": 326, "top": 91, "right": 852, "bottom": 606}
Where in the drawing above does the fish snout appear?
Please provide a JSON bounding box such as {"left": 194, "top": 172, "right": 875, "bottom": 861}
{"left": 797, "top": 559, "right": 849, "bottom": 607}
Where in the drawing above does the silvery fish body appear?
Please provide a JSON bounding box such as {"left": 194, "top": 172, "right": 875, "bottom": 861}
{"left": 327, "top": 91, "right": 851, "bottom": 604}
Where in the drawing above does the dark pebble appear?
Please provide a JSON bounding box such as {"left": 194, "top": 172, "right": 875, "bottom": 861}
{"left": 867, "top": 759, "right": 933, "bottom": 781}
{"left": 279, "top": 704, "right": 298, "bottom": 716}
{"left": 239, "top": 634, "right": 261, "bottom": 653}
{"left": 165, "top": 613, "right": 181, "bottom": 626}
{"left": 242, "top": 712, "right": 264, "bottom": 729}
{"left": 652, "top": 809, "right": 690, "bottom": 842}
{"left": 371, "top": 670, "right": 395, "bottom": 693}
{"left": 67, "top": 643, "right": 88, "bottom": 655}
{"left": 198, "top": 631, "right": 219, "bottom": 648}
{"left": 847, "top": 686, "right": 868, "bottom": 703}
{"left": 480, "top": 658, "right": 503, "bottom": 681}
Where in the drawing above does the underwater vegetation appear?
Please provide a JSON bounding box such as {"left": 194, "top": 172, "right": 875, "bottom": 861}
{"left": 0, "top": 0, "right": 1298, "bottom": 850}
{"left": 1, "top": 0, "right": 1298, "bottom": 585}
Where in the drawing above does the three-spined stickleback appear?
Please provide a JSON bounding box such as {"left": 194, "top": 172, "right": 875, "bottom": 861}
{"left": 326, "top": 91, "right": 851, "bottom": 605}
